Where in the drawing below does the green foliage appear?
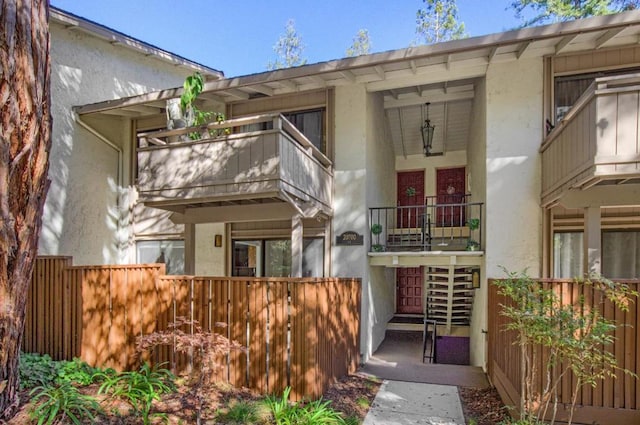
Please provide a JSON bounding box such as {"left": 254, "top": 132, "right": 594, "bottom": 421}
{"left": 265, "top": 387, "right": 348, "bottom": 424}
{"left": 180, "top": 72, "right": 205, "bottom": 113}
{"left": 467, "top": 218, "right": 480, "bottom": 230}
{"left": 416, "top": 0, "right": 467, "bottom": 44}
{"left": 56, "top": 357, "right": 100, "bottom": 386}
{"left": 494, "top": 269, "right": 638, "bottom": 424}
{"left": 268, "top": 19, "right": 307, "bottom": 70}
{"left": 29, "top": 381, "right": 103, "bottom": 425}
{"left": 96, "top": 362, "right": 175, "bottom": 424}
{"left": 19, "top": 353, "right": 99, "bottom": 390}
{"left": 370, "top": 224, "right": 383, "bottom": 235}
{"left": 216, "top": 399, "right": 270, "bottom": 424}
{"left": 20, "top": 353, "right": 60, "bottom": 389}
{"left": 346, "top": 29, "right": 371, "bottom": 57}
{"left": 510, "top": 0, "right": 639, "bottom": 26}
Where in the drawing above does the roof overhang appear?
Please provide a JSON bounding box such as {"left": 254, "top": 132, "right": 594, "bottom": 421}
{"left": 75, "top": 10, "right": 640, "bottom": 118}
{"left": 50, "top": 6, "right": 224, "bottom": 80}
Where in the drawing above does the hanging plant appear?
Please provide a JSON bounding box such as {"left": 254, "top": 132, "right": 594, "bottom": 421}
{"left": 405, "top": 186, "right": 417, "bottom": 197}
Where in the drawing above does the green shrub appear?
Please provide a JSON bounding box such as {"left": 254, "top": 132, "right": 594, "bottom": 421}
{"left": 20, "top": 353, "right": 60, "bottom": 389}
{"left": 216, "top": 399, "right": 270, "bottom": 424}
{"left": 29, "top": 381, "right": 102, "bottom": 425}
{"left": 266, "top": 387, "right": 347, "bottom": 425}
{"left": 96, "top": 362, "right": 175, "bottom": 424}
{"left": 57, "top": 357, "right": 100, "bottom": 386}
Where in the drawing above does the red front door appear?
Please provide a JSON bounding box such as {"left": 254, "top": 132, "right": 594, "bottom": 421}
{"left": 397, "top": 171, "right": 424, "bottom": 228}
{"left": 396, "top": 267, "right": 423, "bottom": 314}
{"left": 436, "top": 167, "right": 466, "bottom": 226}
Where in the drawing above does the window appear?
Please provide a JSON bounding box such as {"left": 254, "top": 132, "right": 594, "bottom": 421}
{"left": 283, "top": 109, "right": 325, "bottom": 153}
{"left": 553, "top": 232, "right": 583, "bottom": 279}
{"left": 603, "top": 231, "right": 640, "bottom": 279}
{"left": 239, "top": 108, "right": 326, "bottom": 154}
{"left": 232, "top": 238, "right": 324, "bottom": 277}
{"left": 553, "top": 68, "right": 640, "bottom": 122}
{"left": 136, "top": 240, "right": 185, "bottom": 275}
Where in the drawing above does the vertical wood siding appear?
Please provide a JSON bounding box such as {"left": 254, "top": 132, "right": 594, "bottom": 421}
{"left": 488, "top": 279, "right": 640, "bottom": 424}
{"left": 23, "top": 257, "right": 360, "bottom": 401}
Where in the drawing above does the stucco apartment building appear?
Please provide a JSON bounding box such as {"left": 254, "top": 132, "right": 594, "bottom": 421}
{"left": 44, "top": 7, "right": 640, "bottom": 369}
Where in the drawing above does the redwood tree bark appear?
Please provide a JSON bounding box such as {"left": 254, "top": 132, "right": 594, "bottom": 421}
{"left": 0, "top": 0, "right": 51, "bottom": 419}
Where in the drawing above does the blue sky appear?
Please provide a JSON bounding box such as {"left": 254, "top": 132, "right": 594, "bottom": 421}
{"left": 51, "top": 0, "right": 529, "bottom": 77}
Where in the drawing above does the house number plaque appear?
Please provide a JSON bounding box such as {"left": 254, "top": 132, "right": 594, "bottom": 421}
{"left": 336, "top": 231, "right": 363, "bottom": 246}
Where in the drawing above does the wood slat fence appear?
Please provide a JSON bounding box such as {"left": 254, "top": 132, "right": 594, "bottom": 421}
{"left": 23, "top": 256, "right": 361, "bottom": 401}
{"left": 488, "top": 279, "right": 640, "bottom": 425}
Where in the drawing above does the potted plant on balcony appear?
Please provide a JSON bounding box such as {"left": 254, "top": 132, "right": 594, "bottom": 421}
{"left": 167, "top": 72, "right": 229, "bottom": 141}
{"left": 466, "top": 218, "right": 480, "bottom": 251}
{"left": 371, "top": 223, "right": 384, "bottom": 252}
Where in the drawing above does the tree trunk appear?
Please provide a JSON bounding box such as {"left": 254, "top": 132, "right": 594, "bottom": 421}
{"left": 0, "top": 0, "right": 51, "bottom": 419}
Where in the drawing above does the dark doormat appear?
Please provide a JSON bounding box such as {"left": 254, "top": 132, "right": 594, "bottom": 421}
{"left": 435, "top": 336, "right": 470, "bottom": 365}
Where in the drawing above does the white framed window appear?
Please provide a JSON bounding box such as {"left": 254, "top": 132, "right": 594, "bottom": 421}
{"left": 603, "top": 231, "right": 640, "bottom": 279}
{"left": 553, "top": 232, "right": 583, "bottom": 279}
{"left": 136, "top": 240, "right": 185, "bottom": 275}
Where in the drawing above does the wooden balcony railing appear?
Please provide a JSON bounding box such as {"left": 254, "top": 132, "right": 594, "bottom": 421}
{"left": 541, "top": 73, "right": 640, "bottom": 206}
{"left": 136, "top": 113, "right": 333, "bottom": 214}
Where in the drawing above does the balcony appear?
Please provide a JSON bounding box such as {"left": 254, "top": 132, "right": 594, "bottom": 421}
{"left": 137, "top": 114, "right": 333, "bottom": 219}
{"left": 541, "top": 74, "right": 640, "bottom": 207}
{"left": 368, "top": 198, "right": 483, "bottom": 253}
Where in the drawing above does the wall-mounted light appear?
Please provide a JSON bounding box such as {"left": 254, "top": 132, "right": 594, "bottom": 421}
{"left": 421, "top": 102, "right": 435, "bottom": 156}
{"left": 471, "top": 267, "right": 481, "bottom": 289}
{"left": 214, "top": 234, "right": 223, "bottom": 247}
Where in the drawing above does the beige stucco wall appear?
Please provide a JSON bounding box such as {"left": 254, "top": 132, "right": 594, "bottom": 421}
{"left": 333, "top": 84, "right": 397, "bottom": 360}
{"left": 195, "top": 223, "right": 226, "bottom": 275}
{"left": 41, "top": 20, "right": 198, "bottom": 265}
{"left": 485, "top": 58, "right": 543, "bottom": 279}
{"left": 467, "top": 78, "right": 488, "bottom": 368}
{"left": 364, "top": 91, "right": 396, "bottom": 359}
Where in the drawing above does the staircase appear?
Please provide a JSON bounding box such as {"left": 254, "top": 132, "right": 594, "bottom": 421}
{"left": 425, "top": 266, "right": 475, "bottom": 334}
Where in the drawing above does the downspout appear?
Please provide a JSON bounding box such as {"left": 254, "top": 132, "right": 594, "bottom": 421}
{"left": 73, "top": 112, "right": 123, "bottom": 188}
{"left": 73, "top": 112, "right": 126, "bottom": 261}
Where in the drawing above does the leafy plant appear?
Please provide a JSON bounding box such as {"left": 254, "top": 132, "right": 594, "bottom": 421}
{"left": 178, "top": 72, "right": 229, "bottom": 140}
{"left": 95, "top": 362, "right": 175, "bottom": 424}
{"left": 372, "top": 244, "right": 384, "bottom": 252}
{"left": 19, "top": 353, "right": 60, "bottom": 390}
{"left": 216, "top": 399, "right": 269, "bottom": 424}
{"left": 57, "top": 357, "right": 100, "bottom": 386}
{"left": 265, "top": 386, "right": 347, "bottom": 424}
{"left": 370, "top": 224, "right": 383, "bottom": 235}
{"left": 405, "top": 186, "right": 417, "bottom": 197}
{"left": 494, "top": 270, "right": 638, "bottom": 425}
{"left": 467, "top": 218, "right": 480, "bottom": 230}
{"left": 137, "top": 317, "right": 244, "bottom": 423}
{"left": 466, "top": 218, "right": 480, "bottom": 251}
{"left": 29, "top": 381, "right": 103, "bottom": 425}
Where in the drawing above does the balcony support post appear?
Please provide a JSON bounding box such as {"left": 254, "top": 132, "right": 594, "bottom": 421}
{"left": 291, "top": 214, "right": 303, "bottom": 277}
{"left": 184, "top": 223, "right": 196, "bottom": 275}
{"left": 583, "top": 206, "right": 602, "bottom": 275}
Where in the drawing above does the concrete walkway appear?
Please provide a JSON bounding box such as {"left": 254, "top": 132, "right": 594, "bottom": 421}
{"left": 363, "top": 380, "right": 465, "bottom": 425}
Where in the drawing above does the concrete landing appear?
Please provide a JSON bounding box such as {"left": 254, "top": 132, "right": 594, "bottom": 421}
{"left": 363, "top": 380, "right": 465, "bottom": 425}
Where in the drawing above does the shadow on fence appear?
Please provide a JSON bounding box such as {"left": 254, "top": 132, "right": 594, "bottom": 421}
{"left": 24, "top": 256, "right": 361, "bottom": 401}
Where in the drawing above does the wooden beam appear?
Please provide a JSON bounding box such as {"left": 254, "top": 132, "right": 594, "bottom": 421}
{"left": 278, "top": 80, "right": 298, "bottom": 91}
{"left": 219, "top": 88, "right": 250, "bottom": 100}
{"left": 170, "top": 202, "right": 296, "bottom": 224}
{"left": 554, "top": 34, "right": 578, "bottom": 54}
{"left": 488, "top": 46, "right": 498, "bottom": 63}
{"left": 409, "top": 60, "right": 418, "bottom": 74}
{"left": 516, "top": 40, "right": 531, "bottom": 59}
{"left": 340, "top": 70, "right": 357, "bottom": 82}
{"left": 374, "top": 65, "right": 386, "bottom": 80}
{"left": 248, "top": 84, "right": 275, "bottom": 96}
{"left": 595, "top": 27, "right": 625, "bottom": 49}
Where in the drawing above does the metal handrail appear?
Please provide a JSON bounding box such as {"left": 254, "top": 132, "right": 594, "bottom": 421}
{"left": 369, "top": 201, "right": 483, "bottom": 252}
